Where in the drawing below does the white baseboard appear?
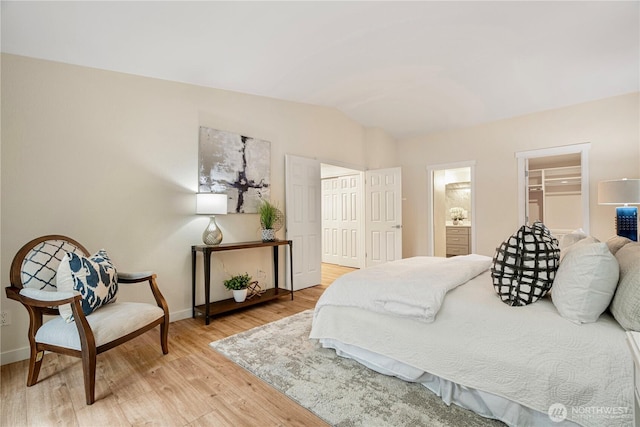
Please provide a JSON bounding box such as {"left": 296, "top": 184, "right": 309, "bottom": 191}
{"left": 1, "top": 346, "right": 31, "bottom": 366}
{"left": 1, "top": 308, "right": 194, "bottom": 366}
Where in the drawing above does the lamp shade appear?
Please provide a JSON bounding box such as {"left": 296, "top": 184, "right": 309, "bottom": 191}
{"left": 196, "top": 193, "right": 227, "bottom": 215}
{"left": 598, "top": 179, "right": 640, "bottom": 205}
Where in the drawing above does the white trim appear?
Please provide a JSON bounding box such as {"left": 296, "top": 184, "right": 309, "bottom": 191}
{"left": 426, "top": 161, "right": 477, "bottom": 257}
{"left": 515, "top": 143, "right": 591, "bottom": 234}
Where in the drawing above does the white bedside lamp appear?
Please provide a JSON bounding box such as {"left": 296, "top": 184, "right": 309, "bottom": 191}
{"left": 598, "top": 178, "right": 640, "bottom": 241}
{"left": 196, "top": 193, "right": 227, "bottom": 245}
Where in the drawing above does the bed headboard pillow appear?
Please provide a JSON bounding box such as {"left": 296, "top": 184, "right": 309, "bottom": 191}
{"left": 559, "top": 228, "right": 588, "bottom": 251}
{"left": 609, "top": 242, "right": 640, "bottom": 331}
{"left": 551, "top": 240, "right": 619, "bottom": 324}
{"left": 606, "top": 235, "right": 634, "bottom": 256}
{"left": 491, "top": 222, "right": 560, "bottom": 306}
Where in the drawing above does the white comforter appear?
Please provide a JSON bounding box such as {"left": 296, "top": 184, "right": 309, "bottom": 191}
{"left": 314, "top": 255, "right": 492, "bottom": 323}
{"left": 310, "top": 270, "right": 633, "bottom": 427}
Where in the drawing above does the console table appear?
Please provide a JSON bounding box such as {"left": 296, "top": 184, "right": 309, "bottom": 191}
{"left": 191, "top": 239, "right": 293, "bottom": 325}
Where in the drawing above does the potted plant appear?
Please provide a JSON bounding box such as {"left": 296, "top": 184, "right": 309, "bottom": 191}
{"left": 224, "top": 273, "right": 252, "bottom": 302}
{"left": 449, "top": 207, "right": 466, "bottom": 225}
{"left": 258, "top": 199, "right": 279, "bottom": 241}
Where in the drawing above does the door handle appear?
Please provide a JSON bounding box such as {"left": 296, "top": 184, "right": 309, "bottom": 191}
{"left": 391, "top": 225, "right": 403, "bottom": 229}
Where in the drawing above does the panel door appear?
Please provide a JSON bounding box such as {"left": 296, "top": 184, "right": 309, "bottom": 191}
{"left": 365, "top": 167, "right": 402, "bottom": 267}
{"left": 285, "top": 154, "right": 322, "bottom": 290}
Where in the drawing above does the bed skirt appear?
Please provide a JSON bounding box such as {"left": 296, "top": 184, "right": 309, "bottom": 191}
{"left": 319, "top": 337, "right": 580, "bottom": 427}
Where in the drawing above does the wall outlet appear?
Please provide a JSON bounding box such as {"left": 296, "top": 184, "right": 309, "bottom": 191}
{"left": 1, "top": 311, "right": 11, "bottom": 326}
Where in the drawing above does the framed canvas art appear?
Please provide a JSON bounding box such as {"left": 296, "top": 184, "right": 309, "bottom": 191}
{"left": 199, "top": 127, "right": 270, "bottom": 213}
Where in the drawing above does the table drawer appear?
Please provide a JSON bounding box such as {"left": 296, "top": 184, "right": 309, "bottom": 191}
{"left": 446, "top": 227, "right": 469, "bottom": 236}
{"left": 446, "top": 234, "right": 469, "bottom": 246}
{"left": 446, "top": 245, "right": 470, "bottom": 256}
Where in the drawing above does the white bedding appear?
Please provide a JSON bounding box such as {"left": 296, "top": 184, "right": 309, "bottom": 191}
{"left": 314, "top": 255, "right": 492, "bottom": 323}
{"left": 310, "top": 269, "right": 633, "bottom": 427}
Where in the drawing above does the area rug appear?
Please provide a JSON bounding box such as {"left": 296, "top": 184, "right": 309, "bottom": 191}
{"left": 210, "top": 310, "right": 503, "bottom": 426}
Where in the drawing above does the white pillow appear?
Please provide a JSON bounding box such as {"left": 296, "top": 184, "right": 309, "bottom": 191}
{"left": 606, "top": 235, "right": 633, "bottom": 256}
{"left": 559, "top": 228, "right": 588, "bottom": 251}
{"left": 610, "top": 242, "right": 640, "bottom": 331}
{"left": 560, "top": 235, "right": 599, "bottom": 261}
{"left": 552, "top": 241, "right": 619, "bottom": 324}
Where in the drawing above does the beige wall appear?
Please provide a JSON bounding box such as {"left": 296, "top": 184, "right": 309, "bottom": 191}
{"left": 364, "top": 127, "right": 397, "bottom": 169}
{"left": 398, "top": 92, "right": 640, "bottom": 258}
{"left": 0, "top": 54, "right": 396, "bottom": 363}
{"left": 2, "top": 53, "right": 637, "bottom": 363}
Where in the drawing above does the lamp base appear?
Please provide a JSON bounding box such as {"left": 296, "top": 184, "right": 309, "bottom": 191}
{"left": 202, "top": 216, "right": 223, "bottom": 245}
{"left": 616, "top": 206, "right": 638, "bottom": 241}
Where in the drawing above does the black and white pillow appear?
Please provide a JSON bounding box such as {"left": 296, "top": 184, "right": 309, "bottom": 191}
{"left": 491, "top": 222, "right": 560, "bottom": 306}
{"left": 57, "top": 249, "right": 118, "bottom": 322}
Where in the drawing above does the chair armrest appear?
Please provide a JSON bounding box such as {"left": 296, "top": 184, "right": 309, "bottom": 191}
{"left": 17, "top": 288, "right": 80, "bottom": 307}
{"left": 118, "top": 271, "right": 155, "bottom": 283}
{"left": 118, "top": 272, "right": 169, "bottom": 318}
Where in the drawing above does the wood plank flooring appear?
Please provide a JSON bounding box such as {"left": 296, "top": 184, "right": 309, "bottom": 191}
{"left": 1, "top": 264, "right": 356, "bottom": 427}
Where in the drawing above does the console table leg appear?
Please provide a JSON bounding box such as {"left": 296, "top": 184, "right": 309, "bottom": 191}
{"left": 191, "top": 249, "right": 196, "bottom": 318}
{"left": 204, "top": 250, "right": 212, "bottom": 325}
{"left": 289, "top": 241, "right": 294, "bottom": 300}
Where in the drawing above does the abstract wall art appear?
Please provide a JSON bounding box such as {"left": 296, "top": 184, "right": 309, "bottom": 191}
{"left": 199, "top": 126, "right": 271, "bottom": 213}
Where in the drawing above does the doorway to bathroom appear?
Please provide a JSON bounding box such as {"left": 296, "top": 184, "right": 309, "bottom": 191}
{"left": 427, "top": 161, "right": 476, "bottom": 257}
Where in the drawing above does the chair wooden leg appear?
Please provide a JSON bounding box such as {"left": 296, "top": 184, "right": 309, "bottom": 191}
{"left": 81, "top": 348, "right": 97, "bottom": 405}
{"left": 26, "top": 349, "right": 44, "bottom": 386}
{"left": 160, "top": 319, "right": 169, "bottom": 355}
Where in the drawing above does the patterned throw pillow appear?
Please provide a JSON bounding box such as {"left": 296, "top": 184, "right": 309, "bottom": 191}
{"left": 491, "top": 222, "right": 560, "bottom": 306}
{"left": 57, "top": 249, "right": 118, "bottom": 322}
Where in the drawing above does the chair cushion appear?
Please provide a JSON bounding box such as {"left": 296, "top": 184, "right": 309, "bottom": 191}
{"left": 20, "top": 239, "right": 84, "bottom": 291}
{"left": 35, "top": 302, "right": 164, "bottom": 350}
{"left": 57, "top": 250, "right": 118, "bottom": 322}
{"left": 491, "top": 222, "right": 560, "bottom": 306}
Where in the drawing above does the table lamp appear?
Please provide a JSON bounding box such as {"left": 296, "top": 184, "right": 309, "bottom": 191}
{"left": 598, "top": 178, "right": 640, "bottom": 241}
{"left": 196, "top": 193, "right": 227, "bottom": 245}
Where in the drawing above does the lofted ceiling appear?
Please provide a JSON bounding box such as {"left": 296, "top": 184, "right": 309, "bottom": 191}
{"left": 2, "top": 1, "right": 638, "bottom": 139}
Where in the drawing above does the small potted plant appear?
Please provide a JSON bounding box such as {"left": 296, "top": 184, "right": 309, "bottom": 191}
{"left": 258, "top": 199, "right": 279, "bottom": 241}
{"left": 224, "top": 273, "right": 252, "bottom": 302}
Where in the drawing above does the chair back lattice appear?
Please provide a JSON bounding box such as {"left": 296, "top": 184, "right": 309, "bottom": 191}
{"left": 12, "top": 236, "right": 89, "bottom": 291}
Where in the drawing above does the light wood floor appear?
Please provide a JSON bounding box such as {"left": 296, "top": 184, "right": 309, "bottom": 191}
{"left": 1, "top": 264, "right": 356, "bottom": 427}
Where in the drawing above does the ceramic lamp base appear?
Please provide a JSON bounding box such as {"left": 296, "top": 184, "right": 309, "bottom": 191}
{"left": 203, "top": 216, "right": 223, "bottom": 245}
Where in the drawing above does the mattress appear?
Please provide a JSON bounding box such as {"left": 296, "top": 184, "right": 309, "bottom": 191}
{"left": 310, "top": 271, "right": 633, "bottom": 427}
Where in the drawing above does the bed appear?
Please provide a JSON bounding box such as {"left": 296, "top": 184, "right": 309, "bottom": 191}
{"left": 309, "top": 237, "right": 638, "bottom": 427}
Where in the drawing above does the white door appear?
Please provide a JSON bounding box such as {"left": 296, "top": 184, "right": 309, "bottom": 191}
{"left": 365, "top": 167, "right": 402, "bottom": 267}
{"left": 285, "top": 155, "right": 322, "bottom": 290}
{"left": 322, "top": 178, "right": 340, "bottom": 265}
{"left": 321, "top": 174, "right": 363, "bottom": 268}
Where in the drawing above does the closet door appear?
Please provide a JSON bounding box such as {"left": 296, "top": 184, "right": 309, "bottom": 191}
{"left": 322, "top": 178, "right": 340, "bottom": 265}
{"left": 321, "top": 175, "right": 363, "bottom": 268}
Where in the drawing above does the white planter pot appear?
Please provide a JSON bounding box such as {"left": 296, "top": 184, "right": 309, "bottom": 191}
{"left": 232, "top": 289, "right": 247, "bottom": 303}
{"left": 261, "top": 228, "right": 276, "bottom": 242}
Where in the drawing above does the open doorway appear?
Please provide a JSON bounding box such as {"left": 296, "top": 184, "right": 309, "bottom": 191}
{"left": 516, "top": 143, "right": 590, "bottom": 238}
{"left": 427, "top": 161, "right": 476, "bottom": 257}
{"left": 286, "top": 154, "right": 402, "bottom": 289}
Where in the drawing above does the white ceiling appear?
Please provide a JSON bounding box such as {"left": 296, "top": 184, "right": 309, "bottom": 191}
{"left": 2, "top": 1, "right": 638, "bottom": 139}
